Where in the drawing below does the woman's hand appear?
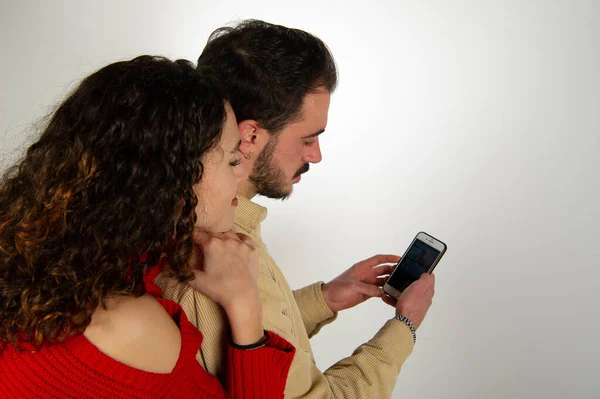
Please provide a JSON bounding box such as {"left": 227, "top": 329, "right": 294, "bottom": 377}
{"left": 187, "top": 230, "right": 263, "bottom": 345}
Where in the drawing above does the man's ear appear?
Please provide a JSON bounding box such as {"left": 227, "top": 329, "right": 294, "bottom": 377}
{"left": 238, "top": 119, "right": 265, "bottom": 155}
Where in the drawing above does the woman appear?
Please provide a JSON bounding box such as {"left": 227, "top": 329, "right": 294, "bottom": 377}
{"left": 0, "top": 56, "right": 294, "bottom": 398}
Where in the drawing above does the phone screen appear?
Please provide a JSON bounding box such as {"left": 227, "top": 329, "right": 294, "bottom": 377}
{"left": 387, "top": 239, "right": 441, "bottom": 293}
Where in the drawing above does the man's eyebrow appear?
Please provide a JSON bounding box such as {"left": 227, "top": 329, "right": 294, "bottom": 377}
{"left": 302, "top": 129, "right": 325, "bottom": 139}
{"left": 230, "top": 140, "right": 242, "bottom": 154}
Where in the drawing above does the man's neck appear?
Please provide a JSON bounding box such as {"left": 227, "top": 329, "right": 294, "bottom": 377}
{"left": 237, "top": 180, "right": 257, "bottom": 200}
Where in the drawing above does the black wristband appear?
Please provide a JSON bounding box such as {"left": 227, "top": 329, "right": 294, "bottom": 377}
{"left": 231, "top": 330, "right": 270, "bottom": 350}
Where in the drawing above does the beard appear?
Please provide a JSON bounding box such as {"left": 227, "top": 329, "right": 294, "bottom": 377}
{"left": 249, "top": 135, "right": 309, "bottom": 200}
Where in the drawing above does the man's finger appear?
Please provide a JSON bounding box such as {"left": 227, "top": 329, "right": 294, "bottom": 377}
{"left": 356, "top": 282, "right": 383, "bottom": 298}
{"left": 412, "top": 273, "right": 434, "bottom": 296}
{"left": 374, "top": 276, "right": 389, "bottom": 287}
{"left": 364, "top": 265, "right": 395, "bottom": 285}
{"left": 371, "top": 264, "right": 395, "bottom": 276}
{"left": 423, "top": 274, "right": 435, "bottom": 296}
{"left": 359, "top": 254, "right": 401, "bottom": 268}
{"left": 374, "top": 264, "right": 395, "bottom": 273}
{"left": 381, "top": 294, "right": 397, "bottom": 307}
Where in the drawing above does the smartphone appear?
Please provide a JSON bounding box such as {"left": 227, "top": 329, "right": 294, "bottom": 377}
{"left": 383, "top": 232, "right": 447, "bottom": 300}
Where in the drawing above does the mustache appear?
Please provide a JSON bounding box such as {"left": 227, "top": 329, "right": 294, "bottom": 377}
{"left": 294, "top": 163, "right": 310, "bottom": 178}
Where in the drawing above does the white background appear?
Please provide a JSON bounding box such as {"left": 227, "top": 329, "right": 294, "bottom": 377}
{"left": 1, "top": 1, "right": 599, "bottom": 398}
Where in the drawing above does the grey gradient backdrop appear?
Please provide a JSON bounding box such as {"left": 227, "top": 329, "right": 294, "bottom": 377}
{"left": 1, "top": 1, "right": 599, "bottom": 398}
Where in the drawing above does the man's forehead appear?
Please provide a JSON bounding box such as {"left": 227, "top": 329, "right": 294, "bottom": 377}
{"left": 302, "top": 89, "right": 331, "bottom": 112}
{"left": 281, "top": 116, "right": 326, "bottom": 138}
{"left": 296, "top": 91, "right": 330, "bottom": 127}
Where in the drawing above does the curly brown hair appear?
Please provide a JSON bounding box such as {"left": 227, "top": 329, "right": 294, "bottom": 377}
{"left": 0, "top": 56, "right": 226, "bottom": 350}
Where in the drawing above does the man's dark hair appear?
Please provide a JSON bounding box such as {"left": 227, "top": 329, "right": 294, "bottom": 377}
{"left": 197, "top": 19, "right": 338, "bottom": 134}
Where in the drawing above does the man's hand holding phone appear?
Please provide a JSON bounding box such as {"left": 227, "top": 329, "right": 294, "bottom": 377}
{"left": 321, "top": 254, "right": 400, "bottom": 313}
{"left": 382, "top": 231, "right": 446, "bottom": 330}
{"left": 382, "top": 273, "right": 435, "bottom": 330}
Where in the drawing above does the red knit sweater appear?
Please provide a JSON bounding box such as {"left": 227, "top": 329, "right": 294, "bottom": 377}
{"left": 0, "top": 264, "right": 295, "bottom": 399}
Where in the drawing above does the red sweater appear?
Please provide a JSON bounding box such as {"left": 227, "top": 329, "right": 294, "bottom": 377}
{"left": 0, "top": 264, "right": 295, "bottom": 399}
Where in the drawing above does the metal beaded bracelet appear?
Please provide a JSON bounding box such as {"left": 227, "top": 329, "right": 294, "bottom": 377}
{"left": 393, "top": 315, "right": 416, "bottom": 343}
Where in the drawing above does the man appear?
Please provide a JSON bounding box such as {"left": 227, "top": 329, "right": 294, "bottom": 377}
{"left": 156, "top": 19, "right": 435, "bottom": 398}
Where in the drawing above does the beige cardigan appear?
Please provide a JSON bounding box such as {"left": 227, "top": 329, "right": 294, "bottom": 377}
{"left": 156, "top": 195, "right": 415, "bottom": 398}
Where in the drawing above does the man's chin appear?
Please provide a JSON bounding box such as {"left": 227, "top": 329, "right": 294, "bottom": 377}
{"left": 252, "top": 176, "right": 296, "bottom": 200}
{"left": 263, "top": 191, "right": 292, "bottom": 201}
{"left": 259, "top": 185, "right": 293, "bottom": 200}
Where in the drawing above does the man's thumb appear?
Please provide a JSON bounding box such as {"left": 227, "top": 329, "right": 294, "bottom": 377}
{"left": 357, "top": 282, "right": 383, "bottom": 298}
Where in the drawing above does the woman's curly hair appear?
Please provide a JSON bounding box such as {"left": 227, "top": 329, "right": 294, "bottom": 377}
{"left": 0, "top": 55, "right": 226, "bottom": 350}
